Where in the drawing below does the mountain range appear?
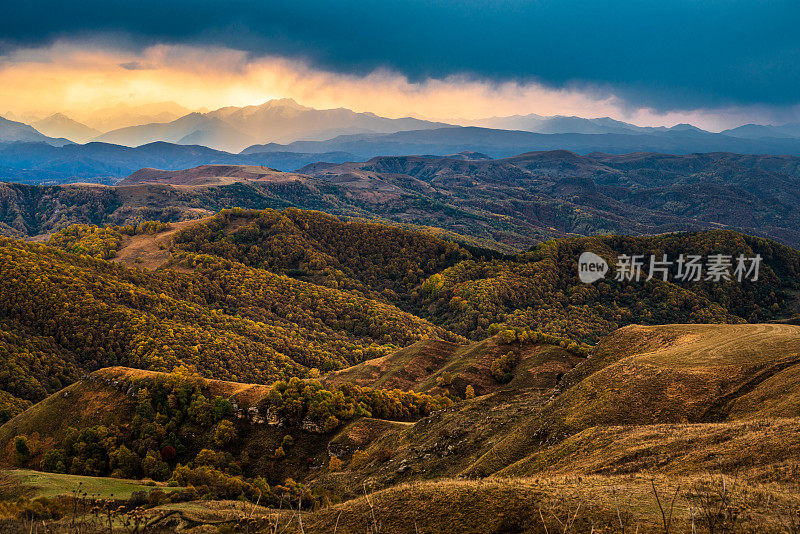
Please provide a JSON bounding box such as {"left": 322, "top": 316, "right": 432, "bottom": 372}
{"left": 466, "top": 112, "right": 800, "bottom": 139}
{"left": 4, "top": 149, "right": 800, "bottom": 253}
{"left": 0, "top": 141, "right": 355, "bottom": 184}
{"left": 91, "top": 98, "right": 453, "bottom": 152}
{"left": 8, "top": 127, "right": 800, "bottom": 187}
{"left": 6, "top": 99, "right": 800, "bottom": 156}
{"left": 242, "top": 125, "right": 800, "bottom": 159}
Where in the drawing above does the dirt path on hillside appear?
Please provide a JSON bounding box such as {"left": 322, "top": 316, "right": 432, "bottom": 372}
{"left": 112, "top": 216, "right": 212, "bottom": 270}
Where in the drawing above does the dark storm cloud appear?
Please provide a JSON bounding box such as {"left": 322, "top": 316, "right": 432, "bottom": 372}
{"left": 118, "top": 61, "right": 156, "bottom": 70}
{"left": 2, "top": 0, "right": 798, "bottom": 111}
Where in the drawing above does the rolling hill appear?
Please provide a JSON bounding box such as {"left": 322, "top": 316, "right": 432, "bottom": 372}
{"left": 118, "top": 164, "right": 310, "bottom": 186}
{"left": 301, "top": 150, "right": 800, "bottom": 249}
{"left": 0, "top": 213, "right": 472, "bottom": 416}
{"left": 324, "top": 335, "right": 583, "bottom": 397}
{"left": 1, "top": 208, "right": 798, "bottom": 416}
{"left": 3, "top": 320, "right": 800, "bottom": 532}
{"left": 462, "top": 323, "right": 800, "bottom": 479}
{"left": 7, "top": 148, "right": 800, "bottom": 255}
{"left": 0, "top": 205, "right": 798, "bottom": 530}
{"left": 333, "top": 322, "right": 800, "bottom": 487}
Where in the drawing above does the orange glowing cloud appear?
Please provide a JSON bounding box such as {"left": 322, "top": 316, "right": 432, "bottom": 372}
{"left": 0, "top": 41, "right": 767, "bottom": 131}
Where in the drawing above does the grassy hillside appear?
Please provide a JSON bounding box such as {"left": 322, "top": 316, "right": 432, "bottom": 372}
{"left": 1, "top": 206, "right": 800, "bottom": 530}
{"left": 325, "top": 333, "right": 583, "bottom": 397}
{"left": 13, "top": 323, "right": 796, "bottom": 484}
{"left": 498, "top": 418, "right": 800, "bottom": 480}
{"left": 2, "top": 320, "right": 800, "bottom": 530}
{"left": 2, "top": 469, "right": 171, "bottom": 500}
{"left": 4, "top": 208, "right": 800, "bottom": 415}
{"left": 288, "top": 475, "right": 799, "bottom": 534}
{"left": 554, "top": 323, "right": 800, "bottom": 426}
{"left": 462, "top": 323, "right": 800, "bottom": 478}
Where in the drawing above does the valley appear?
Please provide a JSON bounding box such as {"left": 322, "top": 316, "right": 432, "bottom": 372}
{"left": 4, "top": 2, "right": 799, "bottom": 531}
{"left": 5, "top": 150, "right": 800, "bottom": 254}
{"left": 0, "top": 207, "right": 798, "bottom": 531}
{"left": 3, "top": 320, "right": 800, "bottom": 532}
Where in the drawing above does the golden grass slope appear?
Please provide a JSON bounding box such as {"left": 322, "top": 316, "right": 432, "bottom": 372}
{"left": 279, "top": 475, "right": 800, "bottom": 534}
{"left": 497, "top": 418, "right": 800, "bottom": 481}
{"left": 462, "top": 323, "right": 800, "bottom": 477}
{"left": 325, "top": 334, "right": 582, "bottom": 397}
{"left": 558, "top": 323, "right": 800, "bottom": 427}
{"left": 110, "top": 216, "right": 212, "bottom": 269}
{"left": 3, "top": 322, "right": 800, "bottom": 531}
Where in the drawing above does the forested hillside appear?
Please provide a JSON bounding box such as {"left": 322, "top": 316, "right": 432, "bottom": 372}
{"left": 0, "top": 367, "right": 452, "bottom": 503}
{"left": 7, "top": 150, "right": 800, "bottom": 254}
{"left": 419, "top": 230, "right": 800, "bottom": 340}
{"left": 2, "top": 208, "right": 799, "bottom": 418}
{"left": 0, "top": 227, "right": 457, "bottom": 416}
{"left": 170, "top": 208, "right": 470, "bottom": 301}
{"left": 1, "top": 207, "right": 800, "bottom": 531}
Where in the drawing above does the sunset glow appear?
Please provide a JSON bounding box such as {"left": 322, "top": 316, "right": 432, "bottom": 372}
{"left": 0, "top": 41, "right": 780, "bottom": 132}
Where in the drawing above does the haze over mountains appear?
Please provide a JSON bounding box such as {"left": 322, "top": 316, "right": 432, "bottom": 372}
{"left": 92, "top": 98, "right": 453, "bottom": 152}
{"left": 5, "top": 98, "right": 800, "bottom": 158}
{"left": 33, "top": 113, "right": 101, "bottom": 144}
{"left": 6, "top": 98, "right": 800, "bottom": 195}
{"left": 0, "top": 116, "right": 71, "bottom": 147}
{"left": 243, "top": 125, "right": 800, "bottom": 160}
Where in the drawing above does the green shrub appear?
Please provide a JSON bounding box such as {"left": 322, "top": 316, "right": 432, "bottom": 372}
{"left": 490, "top": 352, "right": 519, "bottom": 383}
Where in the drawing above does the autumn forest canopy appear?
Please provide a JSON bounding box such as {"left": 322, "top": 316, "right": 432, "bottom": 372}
{"left": 0, "top": 207, "right": 797, "bottom": 421}
{"left": 0, "top": 202, "right": 797, "bottom": 531}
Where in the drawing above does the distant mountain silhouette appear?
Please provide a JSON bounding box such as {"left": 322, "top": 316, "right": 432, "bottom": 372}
{"left": 0, "top": 141, "right": 354, "bottom": 183}
{"left": 33, "top": 114, "right": 100, "bottom": 143}
{"left": 242, "top": 126, "right": 800, "bottom": 159}
{"left": 721, "top": 123, "right": 800, "bottom": 139}
{"left": 92, "top": 99, "right": 452, "bottom": 152}
{"left": 462, "top": 114, "right": 651, "bottom": 134}
{"left": 7, "top": 123, "right": 800, "bottom": 186}
{"left": 0, "top": 116, "right": 72, "bottom": 147}
{"left": 92, "top": 113, "right": 257, "bottom": 152}
{"left": 77, "top": 102, "right": 192, "bottom": 132}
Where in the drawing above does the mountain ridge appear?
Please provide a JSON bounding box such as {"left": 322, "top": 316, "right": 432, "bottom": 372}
{"left": 0, "top": 116, "right": 72, "bottom": 147}
{"left": 241, "top": 125, "right": 800, "bottom": 158}
{"left": 6, "top": 149, "right": 800, "bottom": 252}
{"left": 32, "top": 113, "right": 100, "bottom": 143}
{"left": 91, "top": 99, "right": 454, "bottom": 152}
